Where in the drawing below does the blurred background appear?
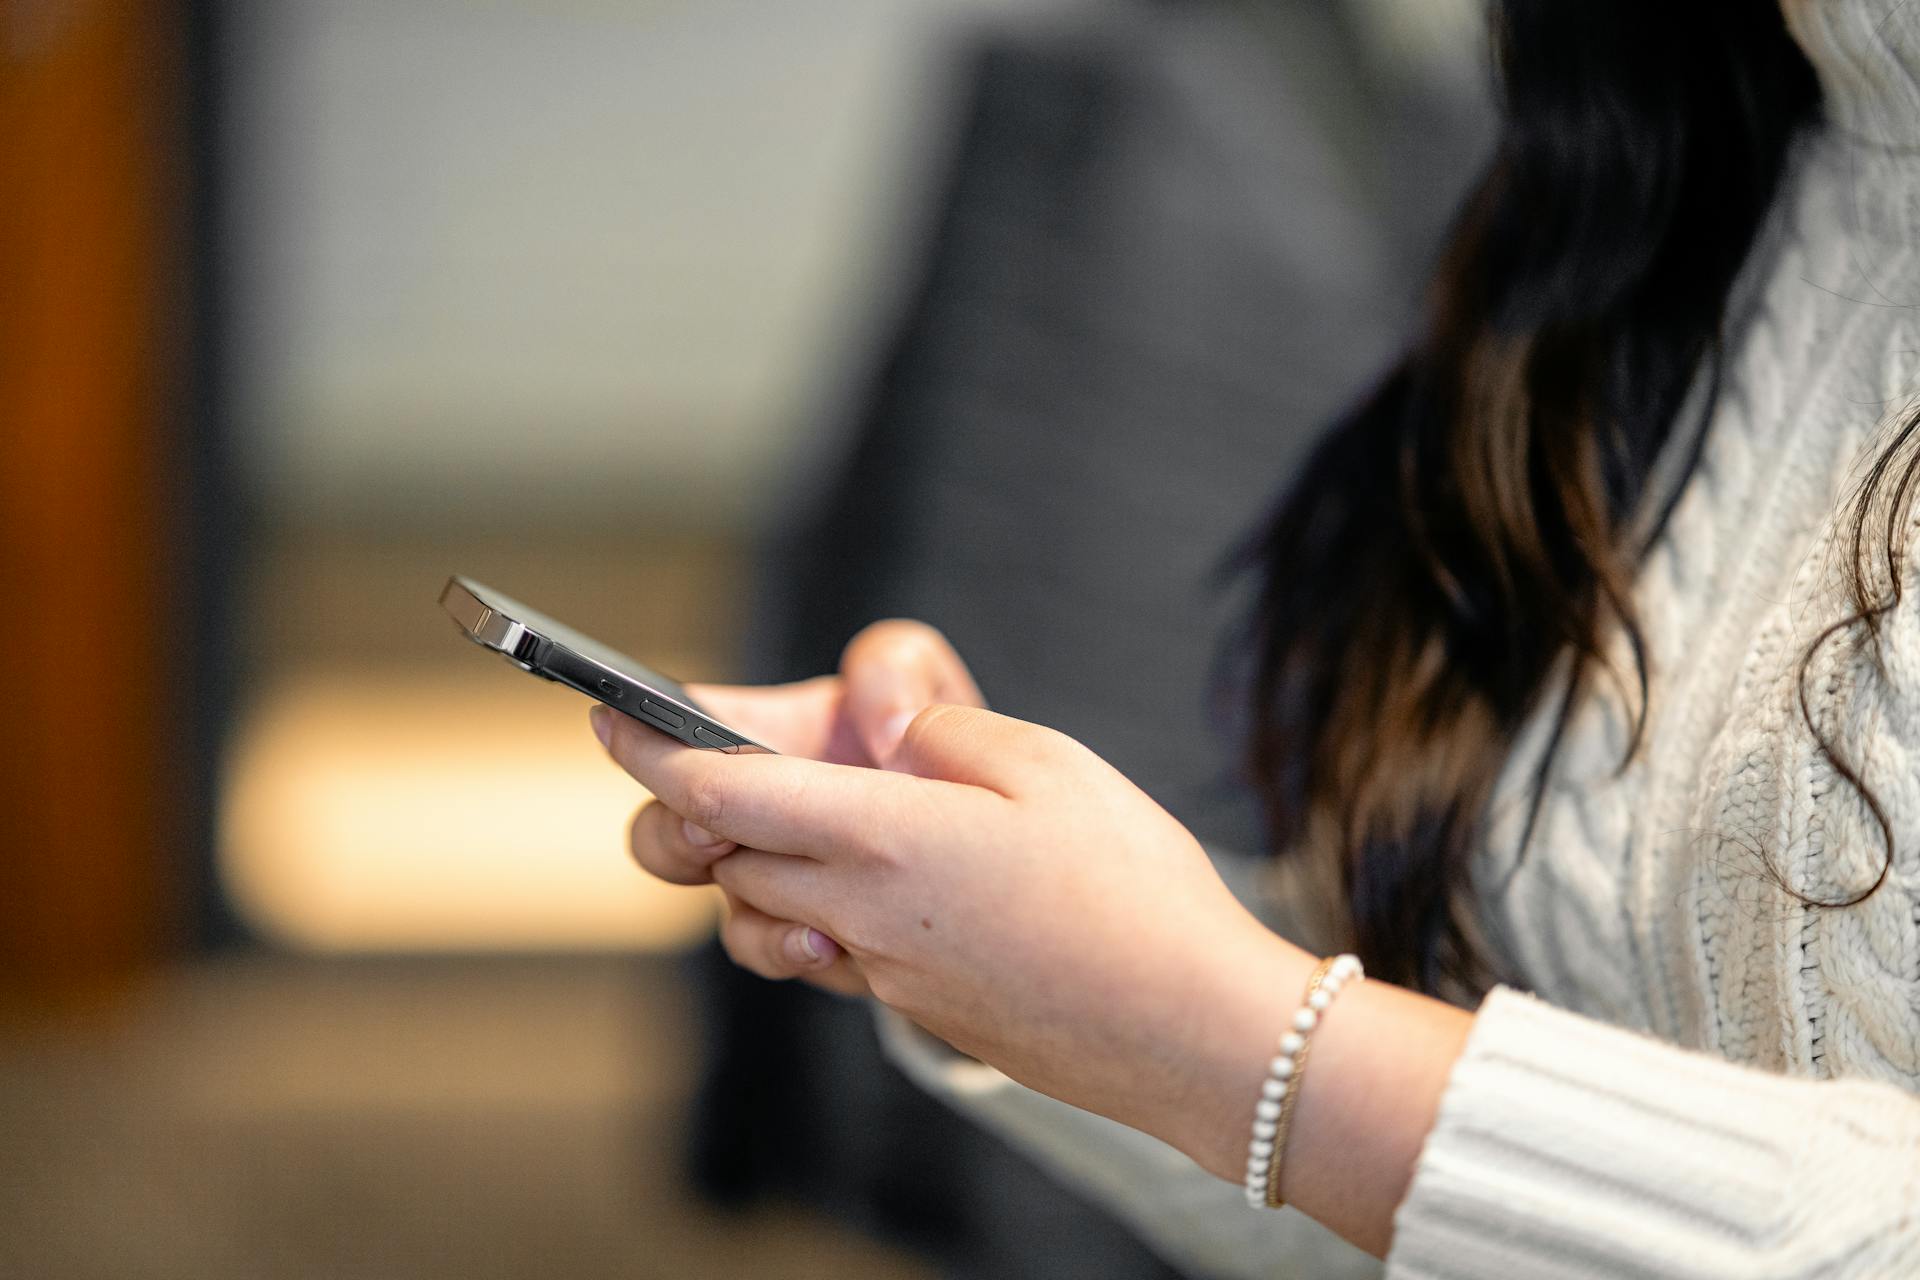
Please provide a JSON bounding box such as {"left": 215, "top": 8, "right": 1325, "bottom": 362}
{"left": 1, "top": 1, "right": 1488, "bottom": 1276}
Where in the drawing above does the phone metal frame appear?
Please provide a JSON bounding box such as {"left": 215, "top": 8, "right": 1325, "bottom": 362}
{"left": 440, "top": 575, "right": 771, "bottom": 754}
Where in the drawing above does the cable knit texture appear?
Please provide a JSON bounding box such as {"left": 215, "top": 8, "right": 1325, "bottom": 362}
{"left": 1387, "top": 4, "right": 1920, "bottom": 1274}
{"left": 882, "top": 4, "right": 1920, "bottom": 1278}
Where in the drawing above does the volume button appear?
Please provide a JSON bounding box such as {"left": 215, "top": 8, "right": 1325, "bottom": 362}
{"left": 640, "top": 699, "right": 685, "bottom": 729}
{"left": 691, "top": 725, "right": 738, "bottom": 753}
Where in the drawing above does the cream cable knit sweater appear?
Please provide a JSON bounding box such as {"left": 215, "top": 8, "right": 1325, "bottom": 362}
{"left": 880, "top": 4, "right": 1920, "bottom": 1278}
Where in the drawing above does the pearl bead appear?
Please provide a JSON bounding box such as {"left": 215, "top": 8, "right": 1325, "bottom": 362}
{"left": 1245, "top": 955, "right": 1362, "bottom": 1212}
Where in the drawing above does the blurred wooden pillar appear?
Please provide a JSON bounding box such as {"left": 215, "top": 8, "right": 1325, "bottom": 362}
{"left": 0, "top": 2, "right": 185, "bottom": 1002}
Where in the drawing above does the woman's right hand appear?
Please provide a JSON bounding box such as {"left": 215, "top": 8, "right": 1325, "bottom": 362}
{"left": 626, "top": 619, "right": 985, "bottom": 996}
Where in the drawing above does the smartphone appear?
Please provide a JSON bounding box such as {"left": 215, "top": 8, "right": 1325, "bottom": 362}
{"left": 439, "top": 575, "right": 770, "bottom": 754}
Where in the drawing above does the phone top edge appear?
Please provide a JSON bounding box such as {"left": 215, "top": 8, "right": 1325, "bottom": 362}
{"left": 441, "top": 574, "right": 773, "bottom": 754}
{"left": 440, "top": 576, "right": 529, "bottom": 653}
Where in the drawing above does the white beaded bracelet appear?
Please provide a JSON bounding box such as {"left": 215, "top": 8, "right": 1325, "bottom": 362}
{"left": 1243, "top": 952, "right": 1363, "bottom": 1209}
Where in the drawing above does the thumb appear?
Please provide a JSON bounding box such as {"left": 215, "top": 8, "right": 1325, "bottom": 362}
{"left": 838, "top": 619, "right": 981, "bottom": 764}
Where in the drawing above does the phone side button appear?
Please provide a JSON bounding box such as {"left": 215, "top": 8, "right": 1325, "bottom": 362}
{"left": 691, "top": 725, "right": 738, "bottom": 753}
{"left": 597, "top": 679, "right": 624, "bottom": 700}
{"left": 640, "top": 699, "right": 684, "bottom": 729}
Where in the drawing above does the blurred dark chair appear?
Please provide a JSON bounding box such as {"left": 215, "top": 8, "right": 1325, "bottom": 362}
{"left": 680, "top": 4, "right": 1488, "bottom": 1276}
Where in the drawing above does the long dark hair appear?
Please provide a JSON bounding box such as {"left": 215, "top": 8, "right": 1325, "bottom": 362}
{"left": 1241, "top": 0, "right": 1919, "bottom": 995}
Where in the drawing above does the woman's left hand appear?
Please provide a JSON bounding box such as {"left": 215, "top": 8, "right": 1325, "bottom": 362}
{"left": 592, "top": 700, "right": 1300, "bottom": 1179}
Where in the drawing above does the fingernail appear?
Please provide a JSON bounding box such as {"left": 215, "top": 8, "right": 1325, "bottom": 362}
{"left": 590, "top": 705, "right": 613, "bottom": 750}
{"left": 682, "top": 819, "right": 733, "bottom": 852}
{"left": 791, "top": 927, "right": 840, "bottom": 965}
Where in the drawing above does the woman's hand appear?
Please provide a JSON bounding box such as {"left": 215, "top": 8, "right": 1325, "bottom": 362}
{"left": 595, "top": 622, "right": 1475, "bottom": 1256}
{"left": 629, "top": 620, "right": 985, "bottom": 998}
{"left": 593, "top": 691, "right": 1299, "bottom": 1181}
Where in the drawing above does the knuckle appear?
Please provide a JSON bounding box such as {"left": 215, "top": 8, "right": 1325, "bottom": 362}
{"left": 845, "top": 617, "right": 954, "bottom": 676}
{"left": 855, "top": 616, "right": 937, "bottom": 651}
{"left": 881, "top": 617, "right": 947, "bottom": 653}
{"left": 679, "top": 772, "right": 729, "bottom": 834}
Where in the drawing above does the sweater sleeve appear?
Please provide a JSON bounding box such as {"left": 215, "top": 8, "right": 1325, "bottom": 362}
{"left": 875, "top": 1008, "right": 1384, "bottom": 1280}
{"left": 1387, "top": 986, "right": 1920, "bottom": 1280}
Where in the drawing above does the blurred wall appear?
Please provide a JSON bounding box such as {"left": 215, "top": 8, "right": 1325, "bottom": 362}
{"left": 212, "top": 0, "right": 1091, "bottom": 952}
{"left": 224, "top": 0, "right": 1070, "bottom": 534}
{"left": 1, "top": 0, "right": 185, "bottom": 1001}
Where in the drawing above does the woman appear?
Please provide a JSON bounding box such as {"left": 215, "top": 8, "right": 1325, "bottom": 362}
{"left": 592, "top": 0, "right": 1920, "bottom": 1274}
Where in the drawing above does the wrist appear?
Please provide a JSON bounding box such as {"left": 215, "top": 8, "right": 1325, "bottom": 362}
{"left": 1152, "top": 921, "right": 1473, "bottom": 1258}
{"left": 1152, "top": 925, "right": 1321, "bottom": 1182}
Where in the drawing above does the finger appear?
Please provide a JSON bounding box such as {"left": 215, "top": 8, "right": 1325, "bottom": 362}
{"left": 597, "top": 706, "right": 992, "bottom": 862}
{"left": 627, "top": 797, "right": 737, "bottom": 885}
{"left": 711, "top": 849, "right": 837, "bottom": 929}
{"left": 718, "top": 894, "right": 843, "bottom": 980}
{"left": 888, "top": 703, "right": 1079, "bottom": 797}
{"left": 840, "top": 620, "right": 985, "bottom": 764}
{"left": 720, "top": 892, "right": 871, "bottom": 998}
{"left": 681, "top": 677, "right": 865, "bottom": 763}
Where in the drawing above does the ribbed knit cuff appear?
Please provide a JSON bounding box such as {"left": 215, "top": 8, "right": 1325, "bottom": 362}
{"left": 1387, "top": 987, "right": 1920, "bottom": 1279}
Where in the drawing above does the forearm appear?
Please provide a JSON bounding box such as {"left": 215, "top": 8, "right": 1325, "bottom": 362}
{"left": 1148, "top": 929, "right": 1473, "bottom": 1259}
{"left": 1153, "top": 933, "right": 1920, "bottom": 1277}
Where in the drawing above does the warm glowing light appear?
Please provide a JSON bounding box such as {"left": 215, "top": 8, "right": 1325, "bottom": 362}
{"left": 220, "top": 670, "right": 721, "bottom": 951}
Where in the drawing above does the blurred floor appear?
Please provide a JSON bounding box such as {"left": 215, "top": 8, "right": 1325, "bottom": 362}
{"left": 0, "top": 954, "right": 932, "bottom": 1280}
